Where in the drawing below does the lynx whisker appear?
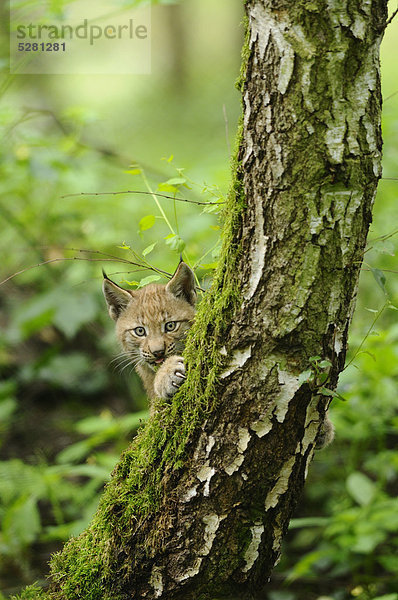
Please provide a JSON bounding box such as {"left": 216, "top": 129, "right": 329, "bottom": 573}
{"left": 119, "top": 354, "right": 144, "bottom": 374}
{"left": 109, "top": 350, "right": 142, "bottom": 373}
{"left": 109, "top": 353, "right": 127, "bottom": 365}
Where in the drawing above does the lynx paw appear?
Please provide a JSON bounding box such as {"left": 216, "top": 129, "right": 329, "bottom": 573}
{"left": 153, "top": 356, "right": 186, "bottom": 399}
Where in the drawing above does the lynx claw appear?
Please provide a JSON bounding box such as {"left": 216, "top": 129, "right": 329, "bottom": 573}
{"left": 153, "top": 356, "right": 186, "bottom": 399}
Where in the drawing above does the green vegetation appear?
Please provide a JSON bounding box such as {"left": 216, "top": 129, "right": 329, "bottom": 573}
{"left": 1, "top": 2, "right": 398, "bottom": 599}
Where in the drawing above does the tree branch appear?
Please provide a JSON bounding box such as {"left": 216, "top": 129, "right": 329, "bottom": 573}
{"left": 61, "top": 189, "right": 223, "bottom": 206}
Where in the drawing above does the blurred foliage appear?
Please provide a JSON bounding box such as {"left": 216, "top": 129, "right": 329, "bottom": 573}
{"left": 274, "top": 326, "right": 398, "bottom": 600}
{"left": 0, "top": 1, "right": 242, "bottom": 594}
{"left": 0, "top": 1, "right": 398, "bottom": 600}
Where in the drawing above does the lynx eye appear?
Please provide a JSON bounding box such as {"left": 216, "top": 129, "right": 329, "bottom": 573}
{"left": 133, "top": 326, "right": 146, "bottom": 337}
{"left": 164, "top": 321, "right": 177, "bottom": 332}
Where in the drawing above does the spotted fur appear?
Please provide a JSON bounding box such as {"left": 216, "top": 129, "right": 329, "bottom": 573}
{"left": 103, "top": 262, "right": 196, "bottom": 406}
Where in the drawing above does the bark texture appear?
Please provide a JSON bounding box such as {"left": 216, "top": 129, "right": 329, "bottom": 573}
{"left": 21, "top": 2, "right": 387, "bottom": 600}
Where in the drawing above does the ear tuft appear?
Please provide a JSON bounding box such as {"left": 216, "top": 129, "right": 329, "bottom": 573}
{"left": 102, "top": 277, "right": 132, "bottom": 321}
{"left": 166, "top": 262, "right": 196, "bottom": 306}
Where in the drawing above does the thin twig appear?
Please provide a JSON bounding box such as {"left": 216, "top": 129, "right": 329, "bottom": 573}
{"left": 362, "top": 267, "right": 398, "bottom": 274}
{"left": 343, "top": 301, "right": 389, "bottom": 370}
{"left": 0, "top": 256, "right": 170, "bottom": 287}
{"left": 0, "top": 251, "right": 206, "bottom": 291}
{"left": 384, "top": 90, "right": 398, "bottom": 102}
{"left": 364, "top": 227, "right": 398, "bottom": 253}
{"left": 367, "top": 227, "right": 398, "bottom": 243}
{"left": 385, "top": 7, "right": 398, "bottom": 28}
{"left": 0, "top": 257, "right": 121, "bottom": 286}
{"left": 65, "top": 247, "right": 170, "bottom": 276}
{"left": 60, "top": 189, "right": 223, "bottom": 206}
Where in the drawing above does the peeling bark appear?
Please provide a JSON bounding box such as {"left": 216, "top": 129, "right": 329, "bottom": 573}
{"left": 28, "top": 2, "right": 388, "bottom": 600}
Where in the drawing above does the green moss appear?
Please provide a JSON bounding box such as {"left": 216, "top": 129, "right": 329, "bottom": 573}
{"left": 235, "top": 15, "right": 250, "bottom": 93}
{"left": 10, "top": 584, "right": 49, "bottom": 600}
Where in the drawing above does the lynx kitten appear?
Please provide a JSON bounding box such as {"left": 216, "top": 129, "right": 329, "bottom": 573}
{"left": 103, "top": 262, "right": 196, "bottom": 403}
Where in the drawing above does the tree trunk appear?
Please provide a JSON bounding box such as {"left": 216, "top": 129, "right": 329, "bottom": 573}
{"left": 22, "top": 2, "right": 387, "bottom": 599}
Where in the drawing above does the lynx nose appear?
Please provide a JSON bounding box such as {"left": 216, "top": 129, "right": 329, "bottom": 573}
{"left": 152, "top": 348, "right": 165, "bottom": 359}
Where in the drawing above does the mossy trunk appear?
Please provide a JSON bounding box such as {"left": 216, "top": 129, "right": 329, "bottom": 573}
{"left": 19, "top": 2, "right": 387, "bottom": 599}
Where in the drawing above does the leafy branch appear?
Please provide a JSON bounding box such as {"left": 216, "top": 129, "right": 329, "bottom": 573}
{"left": 298, "top": 356, "right": 347, "bottom": 402}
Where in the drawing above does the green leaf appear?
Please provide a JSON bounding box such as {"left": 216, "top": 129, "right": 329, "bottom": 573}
{"left": 139, "top": 215, "right": 156, "bottom": 232}
{"left": 165, "top": 177, "right": 186, "bottom": 186}
{"left": 202, "top": 202, "right": 222, "bottom": 214}
{"left": 0, "top": 397, "right": 17, "bottom": 423}
{"left": 346, "top": 472, "right": 376, "bottom": 506}
{"left": 212, "top": 243, "right": 222, "bottom": 259}
{"left": 24, "top": 310, "right": 55, "bottom": 337}
{"left": 117, "top": 242, "right": 132, "bottom": 250}
{"left": 64, "top": 464, "right": 111, "bottom": 480}
{"left": 319, "top": 387, "right": 347, "bottom": 401}
{"left": 122, "top": 279, "right": 140, "bottom": 287}
{"left": 56, "top": 440, "right": 91, "bottom": 464}
{"left": 136, "top": 274, "right": 162, "bottom": 288}
{"left": 3, "top": 495, "right": 41, "bottom": 547}
{"left": 351, "top": 532, "right": 384, "bottom": 554}
{"left": 164, "top": 233, "right": 186, "bottom": 253}
{"left": 157, "top": 182, "right": 178, "bottom": 194}
{"left": 289, "top": 517, "right": 329, "bottom": 529}
{"left": 0, "top": 460, "right": 45, "bottom": 505}
{"left": 36, "top": 353, "right": 107, "bottom": 394}
{"left": 318, "top": 359, "right": 332, "bottom": 369}
{"left": 53, "top": 293, "right": 98, "bottom": 339}
{"left": 75, "top": 413, "right": 114, "bottom": 435}
{"left": 0, "top": 380, "right": 17, "bottom": 399}
{"left": 124, "top": 168, "right": 141, "bottom": 175}
{"left": 298, "top": 369, "right": 314, "bottom": 385}
{"left": 118, "top": 410, "right": 148, "bottom": 431}
{"left": 317, "top": 372, "right": 329, "bottom": 384}
{"left": 200, "top": 262, "right": 218, "bottom": 270}
{"left": 287, "top": 550, "right": 327, "bottom": 581}
{"left": 372, "top": 596, "right": 398, "bottom": 600}
{"left": 142, "top": 242, "right": 156, "bottom": 257}
{"left": 372, "top": 239, "right": 395, "bottom": 256}
{"left": 371, "top": 267, "right": 387, "bottom": 294}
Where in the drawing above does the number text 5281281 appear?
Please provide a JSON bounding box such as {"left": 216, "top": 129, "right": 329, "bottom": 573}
{"left": 17, "top": 42, "right": 66, "bottom": 52}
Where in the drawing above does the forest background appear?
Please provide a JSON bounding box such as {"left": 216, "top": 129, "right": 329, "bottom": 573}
{"left": 0, "top": 1, "right": 398, "bottom": 599}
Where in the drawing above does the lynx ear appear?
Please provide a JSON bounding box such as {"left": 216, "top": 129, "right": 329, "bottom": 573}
{"left": 102, "top": 271, "right": 133, "bottom": 321}
{"left": 166, "top": 262, "right": 196, "bottom": 306}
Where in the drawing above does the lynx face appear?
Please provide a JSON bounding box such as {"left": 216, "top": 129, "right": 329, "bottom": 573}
{"left": 103, "top": 262, "right": 196, "bottom": 400}
{"left": 115, "top": 283, "right": 195, "bottom": 372}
